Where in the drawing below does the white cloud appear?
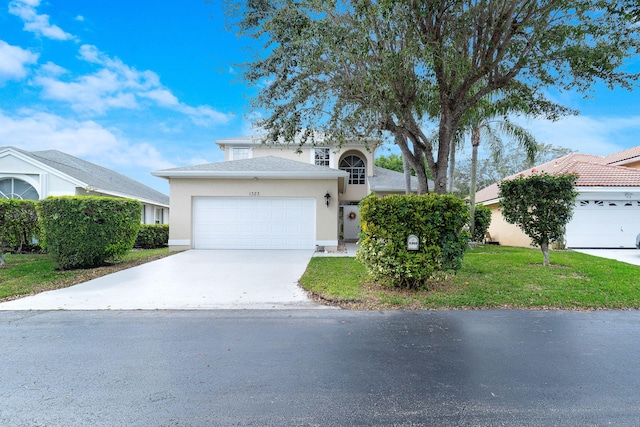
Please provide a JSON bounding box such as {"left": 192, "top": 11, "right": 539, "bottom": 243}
{"left": 8, "top": 0, "right": 75, "bottom": 41}
{"left": 140, "top": 89, "right": 179, "bottom": 107}
{"left": 517, "top": 115, "right": 640, "bottom": 155}
{"left": 32, "top": 44, "right": 231, "bottom": 125}
{"left": 34, "top": 67, "right": 139, "bottom": 114}
{"left": 0, "top": 110, "right": 174, "bottom": 171}
{"left": 0, "top": 40, "right": 38, "bottom": 83}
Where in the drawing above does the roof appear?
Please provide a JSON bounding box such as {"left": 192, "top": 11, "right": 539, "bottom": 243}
{"left": 475, "top": 146, "right": 640, "bottom": 204}
{"left": 605, "top": 146, "right": 640, "bottom": 165}
{"left": 368, "top": 166, "right": 423, "bottom": 193}
{"left": 153, "top": 156, "right": 349, "bottom": 179}
{"left": 1, "top": 146, "right": 169, "bottom": 206}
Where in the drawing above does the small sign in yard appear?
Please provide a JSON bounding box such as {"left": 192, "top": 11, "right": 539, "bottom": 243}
{"left": 407, "top": 235, "right": 419, "bottom": 251}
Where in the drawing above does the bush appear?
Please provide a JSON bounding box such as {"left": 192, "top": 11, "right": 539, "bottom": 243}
{"left": 356, "top": 193, "right": 470, "bottom": 289}
{"left": 472, "top": 204, "right": 492, "bottom": 243}
{"left": 0, "top": 199, "right": 40, "bottom": 252}
{"left": 135, "top": 224, "right": 169, "bottom": 248}
{"left": 38, "top": 196, "right": 141, "bottom": 269}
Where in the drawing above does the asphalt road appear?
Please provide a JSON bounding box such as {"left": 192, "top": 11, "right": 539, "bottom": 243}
{"left": 1, "top": 309, "right": 640, "bottom": 426}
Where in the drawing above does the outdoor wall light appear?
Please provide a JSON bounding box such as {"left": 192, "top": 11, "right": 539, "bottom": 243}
{"left": 324, "top": 192, "right": 331, "bottom": 207}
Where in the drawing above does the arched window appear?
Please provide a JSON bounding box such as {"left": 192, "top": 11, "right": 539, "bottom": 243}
{"left": 339, "top": 154, "right": 366, "bottom": 185}
{"left": 0, "top": 178, "right": 39, "bottom": 200}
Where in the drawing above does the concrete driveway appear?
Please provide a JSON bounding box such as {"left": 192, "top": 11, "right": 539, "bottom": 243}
{"left": 0, "top": 250, "right": 327, "bottom": 310}
{"left": 574, "top": 248, "right": 640, "bottom": 266}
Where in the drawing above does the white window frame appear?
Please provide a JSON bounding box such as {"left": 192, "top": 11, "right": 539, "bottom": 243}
{"left": 339, "top": 154, "right": 366, "bottom": 185}
{"left": 231, "top": 147, "right": 252, "bottom": 160}
{"left": 312, "top": 147, "right": 332, "bottom": 167}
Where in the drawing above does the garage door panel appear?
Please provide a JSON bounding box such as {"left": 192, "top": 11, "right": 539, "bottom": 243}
{"left": 193, "top": 197, "right": 316, "bottom": 249}
{"left": 566, "top": 201, "right": 639, "bottom": 248}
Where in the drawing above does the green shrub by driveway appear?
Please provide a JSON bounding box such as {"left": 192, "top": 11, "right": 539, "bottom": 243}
{"left": 38, "top": 196, "right": 142, "bottom": 269}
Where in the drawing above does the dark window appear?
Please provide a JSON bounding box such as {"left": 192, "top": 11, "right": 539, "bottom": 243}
{"left": 314, "top": 148, "right": 330, "bottom": 167}
{"left": 0, "top": 178, "right": 38, "bottom": 200}
{"left": 339, "top": 155, "right": 366, "bottom": 185}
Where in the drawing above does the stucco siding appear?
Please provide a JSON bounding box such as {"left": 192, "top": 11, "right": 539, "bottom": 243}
{"left": 485, "top": 203, "right": 533, "bottom": 247}
{"left": 168, "top": 178, "right": 340, "bottom": 250}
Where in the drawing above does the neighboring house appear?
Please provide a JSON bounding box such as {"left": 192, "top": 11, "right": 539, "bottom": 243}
{"left": 153, "top": 134, "right": 420, "bottom": 251}
{"left": 0, "top": 146, "right": 169, "bottom": 224}
{"left": 475, "top": 146, "right": 640, "bottom": 248}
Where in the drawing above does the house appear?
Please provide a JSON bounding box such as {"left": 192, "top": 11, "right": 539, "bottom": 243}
{"left": 0, "top": 146, "right": 169, "bottom": 224}
{"left": 153, "top": 134, "right": 419, "bottom": 251}
{"left": 475, "top": 146, "right": 640, "bottom": 248}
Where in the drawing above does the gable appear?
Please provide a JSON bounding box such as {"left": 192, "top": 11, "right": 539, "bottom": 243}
{"left": 0, "top": 146, "right": 169, "bottom": 206}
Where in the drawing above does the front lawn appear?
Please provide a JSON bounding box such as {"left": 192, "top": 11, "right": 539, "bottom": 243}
{"left": 299, "top": 245, "right": 640, "bottom": 310}
{"left": 0, "top": 248, "right": 173, "bottom": 302}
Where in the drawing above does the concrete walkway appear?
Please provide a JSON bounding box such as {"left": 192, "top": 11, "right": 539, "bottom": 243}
{"left": 0, "top": 250, "right": 328, "bottom": 310}
{"left": 574, "top": 249, "right": 640, "bottom": 267}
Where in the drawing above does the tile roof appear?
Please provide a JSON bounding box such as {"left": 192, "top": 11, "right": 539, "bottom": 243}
{"left": 2, "top": 146, "right": 169, "bottom": 206}
{"left": 604, "top": 146, "right": 640, "bottom": 165}
{"left": 475, "top": 146, "right": 640, "bottom": 203}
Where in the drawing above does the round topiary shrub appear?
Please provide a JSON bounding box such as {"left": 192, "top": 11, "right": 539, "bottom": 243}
{"left": 38, "top": 196, "right": 141, "bottom": 269}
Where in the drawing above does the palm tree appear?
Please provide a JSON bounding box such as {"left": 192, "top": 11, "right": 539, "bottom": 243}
{"left": 467, "top": 116, "right": 537, "bottom": 240}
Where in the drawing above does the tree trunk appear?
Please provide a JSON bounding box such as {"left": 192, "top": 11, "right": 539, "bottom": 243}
{"left": 469, "top": 125, "right": 481, "bottom": 240}
{"left": 540, "top": 241, "right": 550, "bottom": 267}
{"left": 434, "top": 109, "right": 454, "bottom": 195}
{"left": 402, "top": 153, "right": 411, "bottom": 194}
{"left": 394, "top": 132, "right": 429, "bottom": 194}
{"left": 448, "top": 140, "right": 456, "bottom": 193}
{"left": 0, "top": 251, "right": 6, "bottom": 269}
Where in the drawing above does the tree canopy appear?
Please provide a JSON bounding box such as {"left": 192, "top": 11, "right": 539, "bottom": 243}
{"left": 453, "top": 141, "right": 574, "bottom": 197}
{"left": 231, "top": 0, "right": 639, "bottom": 194}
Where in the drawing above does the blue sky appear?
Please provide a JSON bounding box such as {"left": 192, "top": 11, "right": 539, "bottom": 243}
{"left": 1, "top": 0, "right": 640, "bottom": 194}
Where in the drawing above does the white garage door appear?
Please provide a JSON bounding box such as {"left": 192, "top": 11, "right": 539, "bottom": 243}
{"left": 193, "top": 197, "right": 316, "bottom": 249}
{"left": 565, "top": 200, "right": 640, "bottom": 248}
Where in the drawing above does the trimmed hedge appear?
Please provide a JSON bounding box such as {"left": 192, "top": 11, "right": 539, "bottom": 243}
{"left": 0, "top": 199, "right": 39, "bottom": 252}
{"left": 356, "top": 193, "right": 470, "bottom": 289}
{"left": 38, "top": 196, "right": 141, "bottom": 269}
{"left": 135, "top": 224, "right": 169, "bottom": 248}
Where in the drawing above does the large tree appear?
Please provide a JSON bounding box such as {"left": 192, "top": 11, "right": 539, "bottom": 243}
{"left": 232, "top": 0, "right": 639, "bottom": 194}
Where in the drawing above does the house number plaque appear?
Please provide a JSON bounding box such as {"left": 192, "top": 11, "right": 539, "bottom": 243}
{"left": 249, "top": 192, "right": 260, "bottom": 196}
{"left": 407, "top": 235, "right": 419, "bottom": 251}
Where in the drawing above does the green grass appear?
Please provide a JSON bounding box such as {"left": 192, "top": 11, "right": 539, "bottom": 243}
{"left": 299, "top": 245, "right": 640, "bottom": 310}
{"left": 0, "top": 248, "right": 172, "bottom": 301}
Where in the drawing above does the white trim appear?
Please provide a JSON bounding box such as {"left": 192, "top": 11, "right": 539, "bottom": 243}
{"left": 169, "top": 239, "right": 191, "bottom": 246}
{"left": 153, "top": 170, "right": 347, "bottom": 180}
{"left": 0, "top": 148, "right": 87, "bottom": 189}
